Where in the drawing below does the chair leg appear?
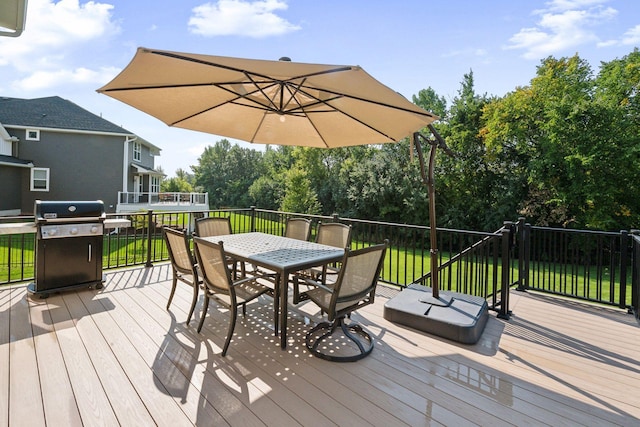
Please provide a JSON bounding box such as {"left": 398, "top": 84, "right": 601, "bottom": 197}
{"left": 240, "top": 262, "right": 246, "bottom": 278}
{"left": 197, "top": 294, "right": 210, "bottom": 333}
{"left": 222, "top": 305, "right": 237, "bottom": 357}
{"left": 186, "top": 284, "right": 198, "bottom": 325}
{"left": 166, "top": 276, "right": 178, "bottom": 310}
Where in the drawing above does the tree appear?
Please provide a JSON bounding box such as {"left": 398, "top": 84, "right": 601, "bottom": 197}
{"left": 192, "top": 139, "right": 264, "bottom": 208}
{"left": 280, "top": 166, "right": 322, "bottom": 214}
{"left": 481, "top": 53, "right": 640, "bottom": 230}
{"left": 248, "top": 145, "right": 294, "bottom": 209}
{"left": 418, "top": 71, "right": 509, "bottom": 231}
{"left": 412, "top": 87, "right": 447, "bottom": 119}
{"left": 160, "top": 176, "right": 193, "bottom": 193}
{"left": 588, "top": 48, "right": 640, "bottom": 229}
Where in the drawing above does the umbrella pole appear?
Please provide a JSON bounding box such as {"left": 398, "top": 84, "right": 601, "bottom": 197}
{"left": 413, "top": 127, "right": 454, "bottom": 299}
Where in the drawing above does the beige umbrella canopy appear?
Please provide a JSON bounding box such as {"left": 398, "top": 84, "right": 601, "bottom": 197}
{"left": 97, "top": 47, "right": 438, "bottom": 148}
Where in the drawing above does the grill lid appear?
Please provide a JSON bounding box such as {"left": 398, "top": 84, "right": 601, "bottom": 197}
{"left": 34, "top": 200, "right": 105, "bottom": 222}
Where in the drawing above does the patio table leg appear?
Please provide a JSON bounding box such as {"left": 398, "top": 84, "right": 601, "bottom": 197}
{"left": 273, "top": 274, "right": 280, "bottom": 337}
{"left": 280, "top": 270, "right": 288, "bottom": 349}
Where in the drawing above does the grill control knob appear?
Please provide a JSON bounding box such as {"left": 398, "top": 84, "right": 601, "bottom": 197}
{"left": 48, "top": 228, "right": 57, "bottom": 236}
{"left": 70, "top": 227, "right": 78, "bottom": 235}
{"left": 91, "top": 226, "right": 98, "bottom": 234}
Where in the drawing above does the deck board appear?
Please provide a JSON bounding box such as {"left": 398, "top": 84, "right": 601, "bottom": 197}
{"left": 9, "top": 286, "right": 45, "bottom": 426}
{"left": 45, "top": 292, "right": 120, "bottom": 426}
{"left": 29, "top": 292, "right": 83, "bottom": 427}
{"left": 0, "top": 263, "right": 638, "bottom": 426}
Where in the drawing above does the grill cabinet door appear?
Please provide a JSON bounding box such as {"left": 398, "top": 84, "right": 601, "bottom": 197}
{"left": 36, "top": 236, "right": 102, "bottom": 291}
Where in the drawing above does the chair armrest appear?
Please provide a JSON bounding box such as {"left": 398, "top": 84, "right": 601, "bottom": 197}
{"left": 231, "top": 275, "right": 260, "bottom": 287}
{"left": 301, "top": 277, "right": 334, "bottom": 293}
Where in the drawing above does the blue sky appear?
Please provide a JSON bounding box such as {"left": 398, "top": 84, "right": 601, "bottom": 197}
{"left": 1, "top": 0, "right": 639, "bottom": 177}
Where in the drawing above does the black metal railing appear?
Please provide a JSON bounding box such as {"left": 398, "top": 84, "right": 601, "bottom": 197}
{"left": 2, "top": 209, "right": 640, "bottom": 319}
{"left": 514, "top": 218, "right": 634, "bottom": 311}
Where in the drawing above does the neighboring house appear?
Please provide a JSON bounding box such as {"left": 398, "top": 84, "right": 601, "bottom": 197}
{"left": 0, "top": 96, "right": 165, "bottom": 215}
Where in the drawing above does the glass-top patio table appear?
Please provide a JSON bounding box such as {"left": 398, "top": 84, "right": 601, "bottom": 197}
{"left": 201, "top": 232, "right": 345, "bottom": 349}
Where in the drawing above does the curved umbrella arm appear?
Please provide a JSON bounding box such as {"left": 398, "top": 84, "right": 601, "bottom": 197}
{"left": 412, "top": 128, "right": 455, "bottom": 298}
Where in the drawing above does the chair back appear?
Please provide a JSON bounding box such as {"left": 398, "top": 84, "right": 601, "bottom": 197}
{"left": 316, "top": 222, "right": 351, "bottom": 249}
{"left": 195, "top": 216, "right": 232, "bottom": 237}
{"left": 329, "top": 242, "right": 387, "bottom": 319}
{"left": 163, "top": 227, "right": 196, "bottom": 275}
{"left": 284, "top": 218, "right": 312, "bottom": 241}
{"left": 193, "top": 237, "right": 233, "bottom": 294}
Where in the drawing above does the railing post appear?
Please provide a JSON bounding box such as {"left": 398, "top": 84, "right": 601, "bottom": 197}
{"left": 630, "top": 230, "right": 639, "bottom": 319}
{"left": 145, "top": 209, "right": 153, "bottom": 267}
{"left": 619, "top": 230, "right": 629, "bottom": 310}
{"left": 516, "top": 217, "right": 529, "bottom": 291}
{"left": 250, "top": 206, "right": 256, "bottom": 232}
{"left": 498, "top": 224, "right": 511, "bottom": 320}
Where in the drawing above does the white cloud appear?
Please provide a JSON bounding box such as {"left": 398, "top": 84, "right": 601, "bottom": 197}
{"left": 539, "top": 0, "right": 610, "bottom": 13}
{"left": 188, "top": 0, "right": 300, "bottom": 38}
{"left": 620, "top": 24, "right": 640, "bottom": 45}
{"left": 0, "top": 0, "right": 120, "bottom": 90}
{"left": 11, "top": 66, "right": 120, "bottom": 92}
{"left": 505, "top": 0, "right": 619, "bottom": 59}
{"left": 597, "top": 23, "right": 640, "bottom": 47}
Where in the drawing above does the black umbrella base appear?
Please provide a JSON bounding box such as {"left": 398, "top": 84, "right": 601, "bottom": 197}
{"left": 383, "top": 284, "right": 489, "bottom": 344}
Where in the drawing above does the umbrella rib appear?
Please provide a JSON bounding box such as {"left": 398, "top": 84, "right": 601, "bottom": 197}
{"left": 147, "top": 48, "right": 355, "bottom": 87}
{"left": 295, "top": 82, "right": 437, "bottom": 120}
{"left": 99, "top": 82, "right": 217, "bottom": 93}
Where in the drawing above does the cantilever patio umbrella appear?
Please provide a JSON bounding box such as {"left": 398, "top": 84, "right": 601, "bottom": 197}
{"left": 97, "top": 47, "right": 449, "bottom": 297}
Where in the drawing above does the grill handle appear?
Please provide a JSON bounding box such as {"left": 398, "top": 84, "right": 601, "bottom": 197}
{"left": 88, "top": 244, "right": 92, "bottom": 262}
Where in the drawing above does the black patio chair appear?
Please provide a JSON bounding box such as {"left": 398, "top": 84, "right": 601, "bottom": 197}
{"left": 298, "top": 240, "right": 388, "bottom": 362}
{"left": 163, "top": 226, "right": 201, "bottom": 325}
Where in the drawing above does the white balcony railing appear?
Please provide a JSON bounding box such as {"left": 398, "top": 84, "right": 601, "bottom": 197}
{"left": 116, "top": 191, "right": 208, "bottom": 212}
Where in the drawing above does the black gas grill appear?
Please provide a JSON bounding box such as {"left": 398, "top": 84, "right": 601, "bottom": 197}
{"left": 28, "top": 200, "right": 106, "bottom": 298}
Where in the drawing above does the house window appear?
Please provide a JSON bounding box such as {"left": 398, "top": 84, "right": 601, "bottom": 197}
{"left": 150, "top": 176, "right": 160, "bottom": 193}
{"left": 133, "top": 141, "right": 141, "bottom": 162}
{"left": 26, "top": 129, "right": 40, "bottom": 141}
{"left": 30, "top": 168, "right": 50, "bottom": 191}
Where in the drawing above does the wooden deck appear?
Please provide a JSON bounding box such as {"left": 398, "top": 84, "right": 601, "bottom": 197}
{"left": 2, "top": 263, "right": 639, "bottom": 426}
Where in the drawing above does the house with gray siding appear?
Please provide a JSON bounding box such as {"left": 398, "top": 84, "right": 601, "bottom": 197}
{"left": 0, "top": 96, "right": 165, "bottom": 215}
